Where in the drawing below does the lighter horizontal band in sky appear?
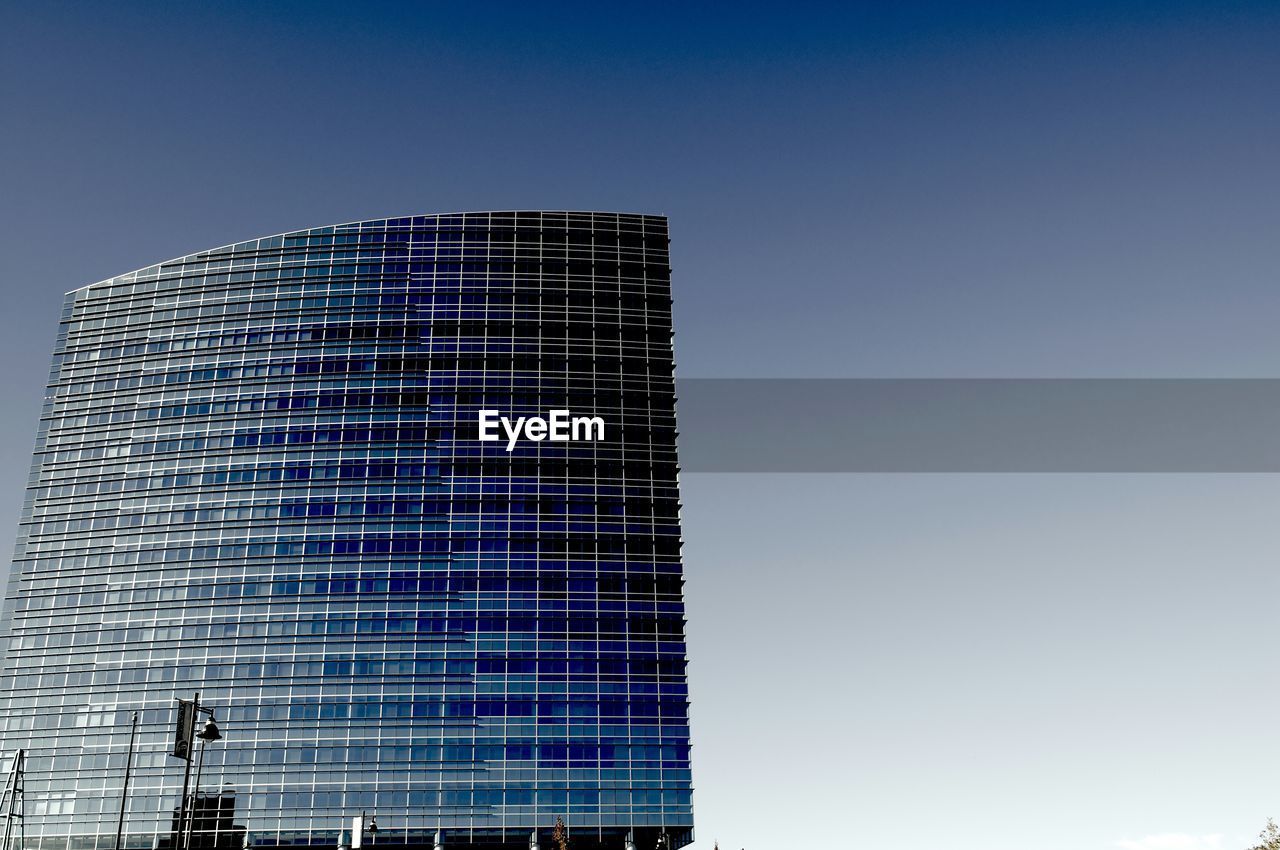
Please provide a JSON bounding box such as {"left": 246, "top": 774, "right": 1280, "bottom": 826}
{"left": 674, "top": 379, "right": 1280, "bottom": 472}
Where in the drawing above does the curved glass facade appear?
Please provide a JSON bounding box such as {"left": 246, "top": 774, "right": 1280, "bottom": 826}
{"left": 0, "top": 212, "right": 692, "bottom": 849}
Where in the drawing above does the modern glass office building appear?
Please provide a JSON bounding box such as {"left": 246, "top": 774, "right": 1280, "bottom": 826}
{"left": 0, "top": 212, "right": 692, "bottom": 850}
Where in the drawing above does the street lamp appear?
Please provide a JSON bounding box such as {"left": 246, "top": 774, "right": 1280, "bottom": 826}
{"left": 170, "top": 694, "right": 223, "bottom": 850}
{"left": 199, "top": 718, "right": 222, "bottom": 743}
{"left": 185, "top": 713, "right": 222, "bottom": 849}
{"left": 352, "top": 812, "right": 378, "bottom": 850}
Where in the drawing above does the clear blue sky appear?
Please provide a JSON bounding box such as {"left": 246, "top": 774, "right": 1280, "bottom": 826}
{"left": 2, "top": 3, "right": 1279, "bottom": 848}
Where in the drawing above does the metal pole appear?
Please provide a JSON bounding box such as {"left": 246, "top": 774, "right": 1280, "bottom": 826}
{"left": 176, "top": 743, "right": 193, "bottom": 850}
{"left": 113, "top": 711, "right": 139, "bottom": 850}
{"left": 175, "top": 693, "right": 198, "bottom": 850}
{"left": 184, "top": 737, "right": 207, "bottom": 850}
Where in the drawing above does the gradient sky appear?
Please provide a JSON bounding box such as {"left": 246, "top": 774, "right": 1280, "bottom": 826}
{"left": 2, "top": 3, "right": 1280, "bottom": 848}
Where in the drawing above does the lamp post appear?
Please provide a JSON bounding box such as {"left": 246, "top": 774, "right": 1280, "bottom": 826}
{"left": 184, "top": 714, "right": 222, "bottom": 850}
{"left": 171, "top": 694, "right": 221, "bottom": 850}
{"left": 352, "top": 812, "right": 378, "bottom": 850}
{"left": 112, "top": 711, "right": 139, "bottom": 850}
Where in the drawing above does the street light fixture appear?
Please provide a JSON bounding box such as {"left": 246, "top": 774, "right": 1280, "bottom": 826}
{"left": 198, "top": 718, "right": 222, "bottom": 743}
